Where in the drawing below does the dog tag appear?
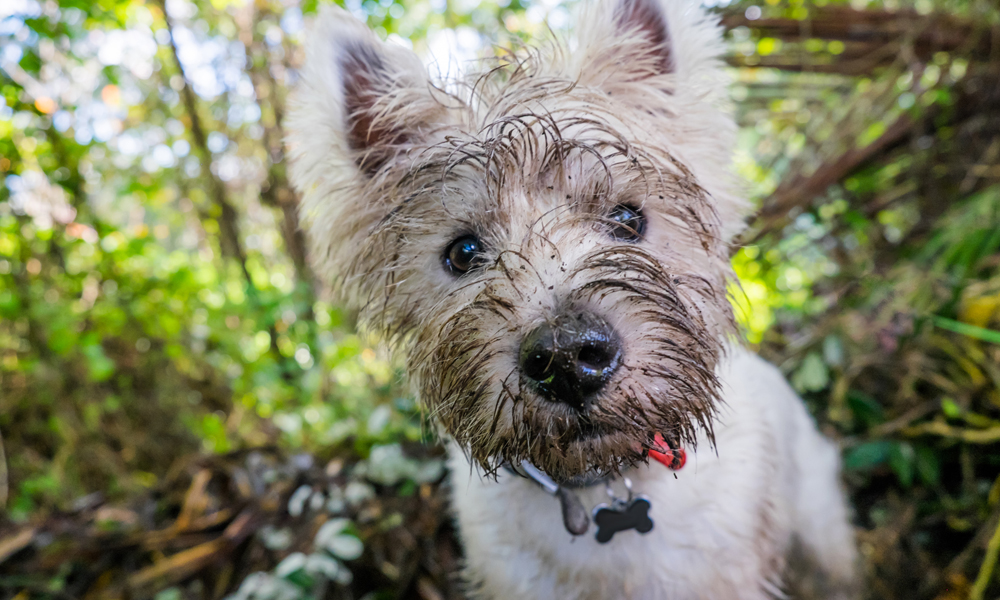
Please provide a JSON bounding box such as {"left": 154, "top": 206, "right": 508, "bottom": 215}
{"left": 557, "top": 487, "right": 590, "bottom": 536}
{"left": 592, "top": 496, "right": 654, "bottom": 543}
{"left": 511, "top": 460, "right": 589, "bottom": 536}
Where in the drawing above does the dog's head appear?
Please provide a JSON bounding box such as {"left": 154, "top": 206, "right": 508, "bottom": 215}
{"left": 288, "top": 0, "right": 748, "bottom": 482}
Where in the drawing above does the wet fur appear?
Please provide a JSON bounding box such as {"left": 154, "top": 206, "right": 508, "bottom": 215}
{"left": 288, "top": 0, "right": 858, "bottom": 597}
{"left": 289, "top": 0, "right": 737, "bottom": 481}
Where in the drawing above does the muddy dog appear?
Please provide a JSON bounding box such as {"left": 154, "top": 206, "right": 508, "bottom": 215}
{"left": 288, "top": 0, "right": 858, "bottom": 597}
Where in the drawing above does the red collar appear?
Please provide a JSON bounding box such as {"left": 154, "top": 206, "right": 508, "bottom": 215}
{"left": 648, "top": 432, "right": 686, "bottom": 470}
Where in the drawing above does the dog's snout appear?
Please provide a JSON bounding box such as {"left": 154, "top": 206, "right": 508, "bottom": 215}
{"left": 519, "top": 312, "right": 622, "bottom": 410}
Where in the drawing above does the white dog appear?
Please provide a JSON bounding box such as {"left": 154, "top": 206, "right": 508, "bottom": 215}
{"left": 288, "top": 0, "right": 858, "bottom": 597}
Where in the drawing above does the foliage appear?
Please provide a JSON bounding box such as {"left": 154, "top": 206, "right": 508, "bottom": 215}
{"left": 1, "top": 0, "right": 1000, "bottom": 598}
{"left": 725, "top": 1, "right": 1000, "bottom": 597}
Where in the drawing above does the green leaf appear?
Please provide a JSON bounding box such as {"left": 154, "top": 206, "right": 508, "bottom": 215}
{"left": 82, "top": 343, "right": 115, "bottom": 382}
{"left": 844, "top": 441, "right": 893, "bottom": 472}
{"left": 915, "top": 445, "right": 940, "bottom": 486}
{"left": 932, "top": 316, "right": 1000, "bottom": 345}
{"left": 889, "top": 442, "right": 915, "bottom": 488}
{"left": 941, "top": 397, "right": 962, "bottom": 419}
{"left": 848, "top": 390, "right": 885, "bottom": 427}
{"left": 792, "top": 352, "right": 829, "bottom": 393}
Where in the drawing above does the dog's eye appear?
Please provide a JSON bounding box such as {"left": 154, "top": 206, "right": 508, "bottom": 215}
{"left": 607, "top": 205, "right": 646, "bottom": 242}
{"left": 444, "top": 235, "right": 485, "bottom": 275}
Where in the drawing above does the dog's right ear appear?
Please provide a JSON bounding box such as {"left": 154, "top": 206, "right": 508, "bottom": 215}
{"left": 288, "top": 6, "right": 447, "bottom": 179}
{"left": 288, "top": 7, "right": 454, "bottom": 292}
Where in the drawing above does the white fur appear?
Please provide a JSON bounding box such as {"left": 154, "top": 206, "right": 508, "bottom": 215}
{"left": 288, "top": 0, "right": 858, "bottom": 597}
{"left": 450, "top": 346, "right": 857, "bottom": 600}
{"left": 288, "top": 0, "right": 750, "bottom": 283}
{"left": 571, "top": 0, "right": 748, "bottom": 240}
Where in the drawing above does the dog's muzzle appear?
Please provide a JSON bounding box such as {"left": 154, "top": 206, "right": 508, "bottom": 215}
{"left": 518, "top": 311, "right": 622, "bottom": 411}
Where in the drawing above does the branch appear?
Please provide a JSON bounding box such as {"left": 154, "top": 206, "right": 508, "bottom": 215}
{"left": 157, "top": 0, "right": 252, "bottom": 286}
{"left": 0, "top": 528, "right": 35, "bottom": 565}
{"left": 971, "top": 509, "right": 1000, "bottom": 600}
{"left": 154, "top": 0, "right": 290, "bottom": 366}
{"left": 723, "top": 7, "right": 1000, "bottom": 67}
{"left": 0, "top": 427, "right": 7, "bottom": 512}
{"left": 901, "top": 420, "right": 1000, "bottom": 444}
{"left": 125, "top": 509, "right": 258, "bottom": 595}
{"left": 237, "top": 5, "right": 315, "bottom": 292}
{"left": 742, "top": 59, "right": 1000, "bottom": 244}
{"left": 745, "top": 112, "right": 915, "bottom": 243}
{"left": 725, "top": 39, "right": 906, "bottom": 75}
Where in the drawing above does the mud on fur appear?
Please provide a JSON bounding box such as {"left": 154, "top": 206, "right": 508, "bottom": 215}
{"left": 288, "top": 0, "right": 743, "bottom": 484}
{"left": 288, "top": 1, "right": 858, "bottom": 597}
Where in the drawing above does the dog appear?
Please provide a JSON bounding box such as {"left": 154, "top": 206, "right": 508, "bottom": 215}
{"left": 287, "top": 0, "right": 858, "bottom": 597}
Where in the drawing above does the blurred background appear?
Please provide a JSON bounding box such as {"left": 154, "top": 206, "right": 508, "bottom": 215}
{"left": 1, "top": 0, "right": 999, "bottom": 598}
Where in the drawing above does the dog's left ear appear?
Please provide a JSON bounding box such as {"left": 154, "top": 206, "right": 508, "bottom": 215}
{"left": 574, "top": 0, "right": 726, "bottom": 94}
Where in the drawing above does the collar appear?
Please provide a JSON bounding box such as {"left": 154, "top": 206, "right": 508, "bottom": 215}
{"left": 504, "top": 434, "right": 686, "bottom": 541}
{"left": 648, "top": 432, "right": 688, "bottom": 470}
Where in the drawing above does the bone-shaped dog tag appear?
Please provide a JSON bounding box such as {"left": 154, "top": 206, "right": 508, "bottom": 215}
{"left": 592, "top": 496, "right": 654, "bottom": 543}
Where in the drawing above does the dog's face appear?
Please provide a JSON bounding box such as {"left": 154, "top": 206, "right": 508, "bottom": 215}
{"left": 289, "top": 0, "right": 748, "bottom": 482}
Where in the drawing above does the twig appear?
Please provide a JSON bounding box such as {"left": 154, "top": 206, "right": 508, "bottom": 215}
{"left": 868, "top": 400, "right": 938, "bottom": 438}
{"left": 970, "top": 512, "right": 1000, "bottom": 599}
{"left": 722, "top": 7, "right": 1000, "bottom": 64}
{"left": 745, "top": 111, "right": 914, "bottom": 243}
{"left": 0, "top": 425, "right": 6, "bottom": 510}
{"left": 0, "top": 528, "right": 35, "bottom": 565}
{"left": 902, "top": 420, "right": 1000, "bottom": 444}
{"left": 126, "top": 509, "right": 258, "bottom": 594}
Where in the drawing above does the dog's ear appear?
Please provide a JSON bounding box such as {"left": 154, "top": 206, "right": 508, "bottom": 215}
{"left": 610, "top": 0, "right": 675, "bottom": 75}
{"left": 575, "top": 0, "right": 725, "bottom": 93}
{"left": 571, "top": 0, "right": 746, "bottom": 241}
{"left": 288, "top": 6, "right": 447, "bottom": 178}
{"left": 287, "top": 7, "right": 455, "bottom": 293}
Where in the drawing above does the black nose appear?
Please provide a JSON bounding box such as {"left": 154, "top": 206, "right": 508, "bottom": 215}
{"left": 519, "top": 312, "right": 623, "bottom": 410}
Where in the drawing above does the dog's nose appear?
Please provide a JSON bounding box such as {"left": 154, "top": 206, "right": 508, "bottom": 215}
{"left": 519, "top": 313, "right": 623, "bottom": 410}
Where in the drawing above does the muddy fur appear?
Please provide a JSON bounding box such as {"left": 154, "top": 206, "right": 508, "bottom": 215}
{"left": 288, "top": 0, "right": 741, "bottom": 483}
{"left": 288, "top": 0, "right": 858, "bottom": 597}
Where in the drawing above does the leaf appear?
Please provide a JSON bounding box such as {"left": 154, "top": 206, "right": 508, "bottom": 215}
{"left": 82, "top": 343, "right": 115, "bottom": 382}
{"left": 933, "top": 316, "right": 1000, "bottom": 345}
{"left": 325, "top": 534, "right": 363, "bottom": 561}
{"left": 792, "top": 352, "right": 829, "bottom": 393}
{"left": 275, "top": 552, "right": 308, "bottom": 578}
{"left": 366, "top": 405, "right": 391, "bottom": 436}
{"left": 305, "top": 553, "right": 344, "bottom": 579}
{"left": 941, "top": 397, "right": 963, "bottom": 419}
{"left": 822, "top": 335, "right": 844, "bottom": 367}
{"left": 844, "top": 441, "right": 893, "bottom": 472}
{"left": 314, "top": 518, "right": 350, "bottom": 548}
{"left": 915, "top": 445, "right": 940, "bottom": 486}
{"left": 889, "top": 442, "right": 915, "bottom": 488}
{"left": 154, "top": 588, "right": 182, "bottom": 600}
{"left": 848, "top": 390, "right": 885, "bottom": 427}
{"left": 314, "top": 520, "right": 362, "bottom": 564}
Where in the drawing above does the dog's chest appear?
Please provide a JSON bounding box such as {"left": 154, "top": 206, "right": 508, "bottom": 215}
{"left": 448, "top": 350, "right": 799, "bottom": 600}
{"left": 451, "top": 463, "right": 781, "bottom": 599}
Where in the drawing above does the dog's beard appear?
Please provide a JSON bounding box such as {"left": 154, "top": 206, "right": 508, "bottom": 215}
{"left": 410, "top": 246, "right": 731, "bottom": 483}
